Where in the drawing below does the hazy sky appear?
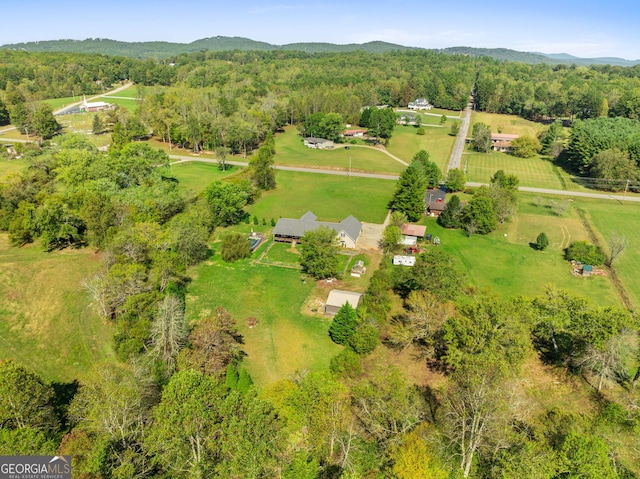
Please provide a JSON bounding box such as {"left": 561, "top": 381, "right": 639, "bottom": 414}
{"left": 3, "top": 0, "right": 639, "bottom": 59}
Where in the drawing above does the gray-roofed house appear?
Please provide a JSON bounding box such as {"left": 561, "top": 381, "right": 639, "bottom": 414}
{"left": 303, "top": 137, "right": 335, "bottom": 149}
{"left": 273, "top": 211, "right": 363, "bottom": 248}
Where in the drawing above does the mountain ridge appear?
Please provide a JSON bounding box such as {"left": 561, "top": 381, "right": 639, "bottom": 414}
{"left": 2, "top": 36, "right": 639, "bottom": 66}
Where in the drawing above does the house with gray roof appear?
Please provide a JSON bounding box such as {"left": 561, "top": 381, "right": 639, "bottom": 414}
{"left": 303, "top": 137, "right": 335, "bottom": 149}
{"left": 273, "top": 211, "right": 362, "bottom": 248}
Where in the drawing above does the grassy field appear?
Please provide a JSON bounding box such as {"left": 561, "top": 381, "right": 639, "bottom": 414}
{"left": 186, "top": 256, "right": 342, "bottom": 386}
{"left": 0, "top": 157, "right": 30, "bottom": 178}
{"left": 386, "top": 124, "right": 457, "bottom": 172}
{"left": 247, "top": 170, "right": 394, "bottom": 224}
{"left": 471, "top": 111, "right": 546, "bottom": 137}
{"left": 169, "top": 161, "right": 241, "bottom": 197}
{"left": 0, "top": 234, "right": 115, "bottom": 382}
{"left": 423, "top": 195, "right": 621, "bottom": 306}
{"left": 56, "top": 112, "right": 112, "bottom": 148}
{"left": 43, "top": 96, "right": 77, "bottom": 111}
{"left": 575, "top": 198, "right": 640, "bottom": 308}
{"left": 463, "top": 151, "right": 568, "bottom": 189}
{"left": 274, "top": 126, "right": 405, "bottom": 174}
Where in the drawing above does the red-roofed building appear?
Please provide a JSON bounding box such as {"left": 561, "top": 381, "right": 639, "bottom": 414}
{"left": 344, "top": 129, "right": 367, "bottom": 137}
{"left": 401, "top": 224, "right": 427, "bottom": 238}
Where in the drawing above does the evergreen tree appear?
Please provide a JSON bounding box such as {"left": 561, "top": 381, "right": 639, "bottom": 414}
{"left": 391, "top": 164, "right": 427, "bottom": 221}
{"left": 536, "top": 232, "right": 549, "bottom": 251}
{"left": 438, "top": 194, "right": 463, "bottom": 228}
{"left": 328, "top": 302, "right": 358, "bottom": 345}
{"left": 91, "top": 114, "right": 103, "bottom": 135}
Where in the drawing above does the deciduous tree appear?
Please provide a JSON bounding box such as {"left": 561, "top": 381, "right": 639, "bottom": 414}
{"left": 299, "top": 225, "right": 340, "bottom": 279}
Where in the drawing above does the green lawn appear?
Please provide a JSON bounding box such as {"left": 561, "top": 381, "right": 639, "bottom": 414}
{"left": 471, "top": 111, "right": 545, "bottom": 137}
{"left": 0, "top": 157, "right": 30, "bottom": 178}
{"left": 56, "top": 112, "right": 112, "bottom": 148}
{"left": 274, "top": 126, "right": 405, "bottom": 174}
{"left": 0, "top": 234, "right": 115, "bottom": 382}
{"left": 247, "top": 170, "right": 394, "bottom": 224}
{"left": 576, "top": 198, "right": 640, "bottom": 308}
{"left": 186, "top": 257, "right": 341, "bottom": 386}
{"left": 463, "top": 151, "right": 567, "bottom": 189}
{"left": 100, "top": 96, "right": 140, "bottom": 113}
{"left": 170, "top": 161, "right": 240, "bottom": 198}
{"left": 424, "top": 196, "right": 621, "bottom": 306}
{"left": 43, "top": 96, "right": 77, "bottom": 110}
{"left": 386, "top": 124, "right": 457, "bottom": 172}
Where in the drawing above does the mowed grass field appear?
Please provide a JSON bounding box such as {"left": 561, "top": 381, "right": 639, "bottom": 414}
{"left": 275, "top": 126, "right": 405, "bottom": 174}
{"left": 0, "top": 234, "right": 115, "bottom": 382}
{"left": 424, "top": 195, "right": 621, "bottom": 306}
{"left": 471, "top": 111, "right": 545, "bottom": 137}
{"left": 577, "top": 198, "right": 640, "bottom": 308}
{"left": 463, "top": 151, "right": 568, "bottom": 189}
{"left": 170, "top": 161, "right": 240, "bottom": 197}
{"left": 0, "top": 157, "right": 30, "bottom": 177}
{"left": 186, "top": 258, "right": 341, "bottom": 386}
{"left": 386, "top": 124, "right": 458, "bottom": 171}
{"left": 247, "top": 170, "right": 394, "bottom": 224}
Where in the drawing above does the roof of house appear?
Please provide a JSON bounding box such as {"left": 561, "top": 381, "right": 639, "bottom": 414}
{"left": 273, "top": 212, "right": 362, "bottom": 242}
{"left": 344, "top": 129, "right": 367, "bottom": 134}
{"left": 401, "top": 224, "right": 427, "bottom": 237}
{"left": 491, "top": 133, "right": 519, "bottom": 141}
{"left": 428, "top": 202, "right": 446, "bottom": 212}
{"left": 326, "top": 290, "right": 363, "bottom": 309}
{"left": 425, "top": 188, "right": 446, "bottom": 203}
{"left": 304, "top": 137, "right": 332, "bottom": 144}
{"left": 583, "top": 264, "right": 593, "bottom": 272}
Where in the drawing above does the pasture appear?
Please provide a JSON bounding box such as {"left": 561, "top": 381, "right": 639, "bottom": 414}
{"left": 169, "top": 161, "right": 240, "bottom": 197}
{"left": 463, "top": 151, "right": 568, "bottom": 189}
{"left": 425, "top": 195, "right": 621, "bottom": 306}
{"left": 186, "top": 256, "right": 342, "bottom": 386}
{"left": 56, "top": 112, "right": 112, "bottom": 148}
{"left": 471, "top": 111, "right": 546, "bottom": 137}
{"left": 275, "top": 126, "right": 405, "bottom": 174}
{"left": 247, "top": 170, "right": 394, "bottom": 224}
{"left": 0, "top": 234, "right": 115, "bottom": 382}
{"left": 386, "top": 124, "right": 457, "bottom": 172}
{"left": 576, "top": 198, "right": 640, "bottom": 308}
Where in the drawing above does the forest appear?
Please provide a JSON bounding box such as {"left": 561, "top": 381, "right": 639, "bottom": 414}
{"left": 1, "top": 48, "right": 640, "bottom": 478}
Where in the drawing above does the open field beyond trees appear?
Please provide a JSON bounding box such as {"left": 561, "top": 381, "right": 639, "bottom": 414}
{"left": 274, "top": 126, "right": 405, "bottom": 174}
{"left": 0, "top": 234, "right": 115, "bottom": 382}
{"left": 424, "top": 194, "right": 622, "bottom": 306}
{"left": 471, "top": 111, "right": 547, "bottom": 137}
{"left": 386, "top": 123, "right": 458, "bottom": 171}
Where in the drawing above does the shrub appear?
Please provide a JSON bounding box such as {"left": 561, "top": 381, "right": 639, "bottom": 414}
{"left": 348, "top": 323, "right": 379, "bottom": 355}
{"left": 329, "top": 349, "right": 363, "bottom": 378}
{"left": 566, "top": 240, "right": 605, "bottom": 265}
{"left": 329, "top": 303, "right": 358, "bottom": 345}
{"left": 220, "top": 232, "right": 251, "bottom": 262}
{"left": 416, "top": 127, "right": 425, "bottom": 136}
{"left": 536, "top": 232, "right": 549, "bottom": 251}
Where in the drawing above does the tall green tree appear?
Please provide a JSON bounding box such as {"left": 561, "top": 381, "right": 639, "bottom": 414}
{"left": 391, "top": 164, "right": 427, "bottom": 221}
{"left": 471, "top": 122, "right": 492, "bottom": 152}
{"left": 368, "top": 107, "right": 396, "bottom": 141}
{"left": 299, "top": 226, "right": 340, "bottom": 279}
{"left": 328, "top": 302, "right": 358, "bottom": 345}
{"left": 445, "top": 168, "right": 466, "bottom": 192}
{"left": 249, "top": 145, "right": 277, "bottom": 190}
{"left": 204, "top": 181, "right": 249, "bottom": 227}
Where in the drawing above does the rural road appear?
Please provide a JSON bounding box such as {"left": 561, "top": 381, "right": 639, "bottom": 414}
{"left": 170, "top": 156, "right": 640, "bottom": 203}
{"left": 446, "top": 95, "right": 473, "bottom": 173}
{"left": 53, "top": 82, "right": 134, "bottom": 115}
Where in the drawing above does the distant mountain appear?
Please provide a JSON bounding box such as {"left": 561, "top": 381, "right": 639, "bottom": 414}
{"left": 0, "top": 37, "right": 412, "bottom": 58}
{"left": 2, "top": 36, "right": 639, "bottom": 66}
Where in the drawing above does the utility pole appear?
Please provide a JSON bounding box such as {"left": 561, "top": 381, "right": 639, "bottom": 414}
{"left": 623, "top": 179, "right": 630, "bottom": 203}
{"left": 348, "top": 156, "right": 351, "bottom": 177}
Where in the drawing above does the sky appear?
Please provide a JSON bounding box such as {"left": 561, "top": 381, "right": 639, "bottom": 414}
{"left": 3, "top": 0, "right": 640, "bottom": 59}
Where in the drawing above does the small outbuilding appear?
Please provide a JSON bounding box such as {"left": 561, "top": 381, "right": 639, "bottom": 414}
{"left": 582, "top": 264, "right": 593, "bottom": 277}
{"left": 325, "top": 290, "right": 363, "bottom": 316}
{"left": 393, "top": 255, "right": 416, "bottom": 266}
{"left": 401, "top": 224, "right": 426, "bottom": 238}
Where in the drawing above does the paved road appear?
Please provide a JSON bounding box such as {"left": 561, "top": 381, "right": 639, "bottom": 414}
{"left": 53, "top": 82, "right": 134, "bottom": 115}
{"left": 168, "top": 155, "right": 401, "bottom": 180}
{"left": 171, "top": 156, "right": 640, "bottom": 203}
{"left": 446, "top": 96, "right": 474, "bottom": 173}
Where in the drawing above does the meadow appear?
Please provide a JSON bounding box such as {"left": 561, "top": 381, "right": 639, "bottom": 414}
{"left": 186, "top": 255, "right": 342, "bottom": 386}
{"left": 470, "top": 111, "right": 546, "bottom": 137}
{"left": 274, "top": 126, "right": 405, "bottom": 174}
{"left": 386, "top": 123, "right": 458, "bottom": 171}
{"left": 247, "top": 169, "right": 394, "bottom": 224}
{"left": 169, "top": 161, "right": 240, "bottom": 197}
{"left": 0, "top": 234, "right": 115, "bottom": 382}
{"left": 423, "top": 194, "right": 621, "bottom": 306}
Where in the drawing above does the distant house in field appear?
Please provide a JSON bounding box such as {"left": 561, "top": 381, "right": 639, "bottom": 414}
{"left": 398, "top": 113, "right": 417, "bottom": 125}
{"left": 79, "top": 96, "right": 112, "bottom": 113}
{"left": 304, "top": 137, "right": 334, "bottom": 149}
{"left": 425, "top": 188, "right": 447, "bottom": 216}
{"left": 273, "top": 211, "right": 362, "bottom": 248}
{"left": 325, "top": 290, "right": 363, "bottom": 315}
{"left": 408, "top": 98, "right": 432, "bottom": 110}
{"left": 343, "top": 129, "right": 367, "bottom": 138}
{"left": 491, "top": 133, "right": 519, "bottom": 152}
